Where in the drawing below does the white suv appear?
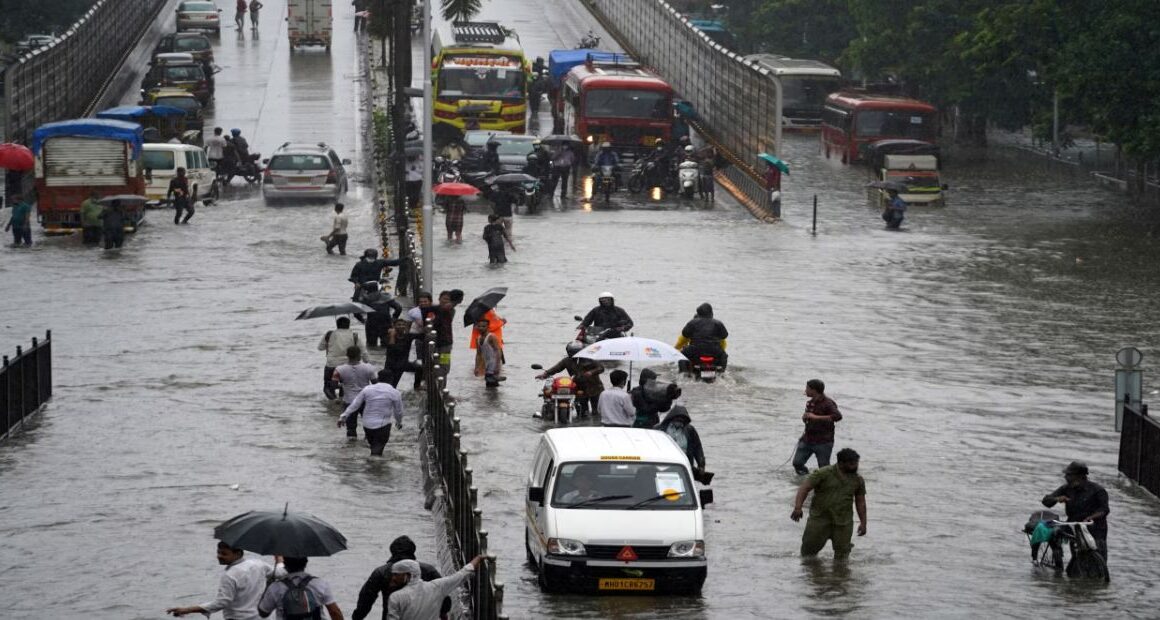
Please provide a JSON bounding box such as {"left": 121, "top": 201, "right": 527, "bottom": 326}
{"left": 262, "top": 142, "right": 351, "bottom": 202}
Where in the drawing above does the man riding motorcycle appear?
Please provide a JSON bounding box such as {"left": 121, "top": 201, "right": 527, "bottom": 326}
{"left": 523, "top": 139, "right": 552, "bottom": 182}
{"left": 579, "top": 292, "right": 633, "bottom": 339}
{"left": 676, "top": 302, "right": 728, "bottom": 371}
{"left": 593, "top": 142, "right": 620, "bottom": 187}
{"left": 535, "top": 341, "right": 605, "bottom": 417}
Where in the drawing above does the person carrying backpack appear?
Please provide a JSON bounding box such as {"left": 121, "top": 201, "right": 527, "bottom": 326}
{"left": 258, "top": 557, "right": 344, "bottom": 620}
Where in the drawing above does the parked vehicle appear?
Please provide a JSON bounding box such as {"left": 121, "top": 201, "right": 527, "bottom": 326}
{"left": 140, "top": 55, "right": 214, "bottom": 105}
{"left": 493, "top": 135, "right": 539, "bottom": 172}
{"left": 31, "top": 120, "right": 147, "bottom": 233}
{"left": 821, "top": 91, "right": 937, "bottom": 164}
{"left": 153, "top": 32, "right": 215, "bottom": 64}
{"left": 176, "top": 1, "right": 223, "bottom": 33}
{"left": 141, "top": 143, "right": 217, "bottom": 206}
{"left": 13, "top": 35, "right": 56, "bottom": 56}
{"left": 525, "top": 427, "right": 712, "bottom": 594}
{"left": 140, "top": 89, "right": 205, "bottom": 132}
{"left": 262, "top": 142, "right": 351, "bottom": 201}
{"left": 96, "top": 104, "right": 195, "bottom": 143}
{"left": 287, "top": 0, "right": 333, "bottom": 51}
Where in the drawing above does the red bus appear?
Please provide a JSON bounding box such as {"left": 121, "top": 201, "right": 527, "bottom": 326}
{"left": 821, "top": 92, "right": 937, "bottom": 163}
{"left": 561, "top": 56, "right": 674, "bottom": 159}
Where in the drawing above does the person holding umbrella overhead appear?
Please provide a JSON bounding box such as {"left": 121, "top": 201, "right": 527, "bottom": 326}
{"left": 166, "top": 541, "right": 286, "bottom": 618}
{"left": 465, "top": 287, "right": 508, "bottom": 363}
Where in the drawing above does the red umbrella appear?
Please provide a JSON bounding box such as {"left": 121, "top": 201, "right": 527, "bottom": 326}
{"left": 0, "top": 143, "right": 35, "bottom": 171}
{"left": 433, "top": 182, "right": 480, "bottom": 197}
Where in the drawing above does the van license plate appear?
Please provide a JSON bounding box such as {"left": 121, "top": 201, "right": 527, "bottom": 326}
{"left": 598, "top": 578, "right": 655, "bottom": 591}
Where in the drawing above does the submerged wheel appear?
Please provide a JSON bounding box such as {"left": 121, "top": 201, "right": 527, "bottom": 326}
{"left": 1070, "top": 550, "right": 1110, "bottom": 581}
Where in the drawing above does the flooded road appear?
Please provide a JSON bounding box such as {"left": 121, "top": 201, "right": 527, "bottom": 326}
{"left": 1, "top": 0, "right": 1159, "bottom": 618}
{"left": 0, "top": 2, "right": 441, "bottom": 618}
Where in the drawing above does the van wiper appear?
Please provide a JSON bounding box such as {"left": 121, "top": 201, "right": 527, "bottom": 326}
{"left": 568, "top": 494, "right": 631, "bottom": 509}
{"left": 627, "top": 492, "right": 684, "bottom": 510}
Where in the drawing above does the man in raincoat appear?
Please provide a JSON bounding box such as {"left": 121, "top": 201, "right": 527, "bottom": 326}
{"left": 656, "top": 405, "right": 707, "bottom": 481}
{"left": 675, "top": 302, "right": 728, "bottom": 370}
{"left": 386, "top": 556, "right": 482, "bottom": 620}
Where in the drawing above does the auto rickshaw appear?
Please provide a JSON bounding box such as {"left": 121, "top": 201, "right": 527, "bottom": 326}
{"left": 138, "top": 88, "right": 205, "bottom": 140}
{"left": 96, "top": 105, "right": 197, "bottom": 144}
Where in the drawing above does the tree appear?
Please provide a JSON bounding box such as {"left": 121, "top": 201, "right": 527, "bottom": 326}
{"left": 440, "top": 0, "right": 483, "bottom": 22}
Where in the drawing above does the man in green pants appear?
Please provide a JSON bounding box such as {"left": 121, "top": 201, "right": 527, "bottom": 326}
{"left": 791, "top": 447, "right": 867, "bottom": 557}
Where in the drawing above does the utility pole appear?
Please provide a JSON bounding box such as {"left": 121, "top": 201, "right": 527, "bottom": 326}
{"left": 421, "top": 0, "right": 434, "bottom": 289}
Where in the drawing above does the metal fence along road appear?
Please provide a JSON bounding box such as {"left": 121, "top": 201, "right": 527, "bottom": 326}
{"left": 1, "top": 332, "right": 53, "bottom": 443}
{"left": 2, "top": 0, "right": 166, "bottom": 145}
{"left": 585, "top": 0, "right": 782, "bottom": 216}
{"left": 1119, "top": 401, "right": 1160, "bottom": 498}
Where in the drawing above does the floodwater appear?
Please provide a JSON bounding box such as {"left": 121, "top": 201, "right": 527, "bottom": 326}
{"left": 1, "top": 0, "right": 1159, "bottom": 619}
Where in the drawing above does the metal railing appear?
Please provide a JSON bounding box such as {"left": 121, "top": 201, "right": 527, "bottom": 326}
{"left": 421, "top": 319, "right": 506, "bottom": 619}
{"left": 1119, "top": 401, "right": 1160, "bottom": 498}
{"left": 584, "top": 0, "right": 780, "bottom": 217}
{"left": 1, "top": 331, "right": 53, "bottom": 443}
{"left": 2, "top": 0, "right": 166, "bottom": 145}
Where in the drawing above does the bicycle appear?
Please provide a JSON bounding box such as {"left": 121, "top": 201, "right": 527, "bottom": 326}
{"left": 1024, "top": 512, "right": 1109, "bottom": 582}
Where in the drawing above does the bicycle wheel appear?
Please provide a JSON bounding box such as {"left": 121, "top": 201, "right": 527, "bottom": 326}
{"left": 1037, "top": 544, "right": 1063, "bottom": 571}
{"left": 1071, "top": 550, "right": 1110, "bottom": 581}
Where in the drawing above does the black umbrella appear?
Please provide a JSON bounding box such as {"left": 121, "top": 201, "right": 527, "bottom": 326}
{"left": 214, "top": 504, "right": 347, "bottom": 557}
{"left": 488, "top": 173, "right": 537, "bottom": 185}
{"left": 295, "top": 302, "right": 375, "bottom": 320}
{"left": 463, "top": 286, "right": 508, "bottom": 326}
{"left": 541, "top": 134, "right": 582, "bottom": 146}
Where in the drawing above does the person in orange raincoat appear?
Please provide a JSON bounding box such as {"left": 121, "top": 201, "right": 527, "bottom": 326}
{"left": 471, "top": 309, "right": 506, "bottom": 376}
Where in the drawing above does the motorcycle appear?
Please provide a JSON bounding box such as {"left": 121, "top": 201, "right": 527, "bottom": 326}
{"left": 594, "top": 164, "right": 615, "bottom": 203}
{"left": 573, "top": 315, "right": 623, "bottom": 345}
{"left": 530, "top": 365, "right": 577, "bottom": 424}
{"left": 517, "top": 179, "right": 544, "bottom": 214}
{"left": 678, "top": 160, "right": 699, "bottom": 199}
{"left": 627, "top": 158, "right": 677, "bottom": 194}
{"left": 217, "top": 152, "right": 262, "bottom": 185}
{"left": 578, "top": 30, "right": 601, "bottom": 49}
{"left": 688, "top": 353, "right": 723, "bottom": 383}
{"left": 435, "top": 158, "right": 461, "bottom": 184}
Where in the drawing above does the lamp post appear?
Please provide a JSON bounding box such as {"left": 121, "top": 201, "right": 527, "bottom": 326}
{"left": 421, "top": 0, "right": 434, "bottom": 289}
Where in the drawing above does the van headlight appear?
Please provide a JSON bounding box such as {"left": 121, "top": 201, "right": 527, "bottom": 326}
{"left": 668, "top": 540, "right": 705, "bottom": 558}
{"left": 547, "top": 538, "right": 586, "bottom": 556}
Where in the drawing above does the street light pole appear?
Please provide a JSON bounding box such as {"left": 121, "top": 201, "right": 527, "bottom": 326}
{"left": 421, "top": 0, "right": 434, "bottom": 290}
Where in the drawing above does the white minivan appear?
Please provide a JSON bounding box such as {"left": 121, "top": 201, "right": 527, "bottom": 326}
{"left": 141, "top": 143, "right": 217, "bottom": 207}
{"left": 525, "top": 427, "right": 712, "bottom": 595}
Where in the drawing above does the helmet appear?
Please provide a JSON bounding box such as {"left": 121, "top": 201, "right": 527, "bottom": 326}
{"left": 654, "top": 139, "right": 665, "bottom": 147}
{"left": 565, "top": 341, "right": 584, "bottom": 356}
{"left": 230, "top": 128, "right": 241, "bottom": 136}
{"left": 600, "top": 142, "right": 611, "bottom": 149}
{"left": 679, "top": 135, "right": 691, "bottom": 145}
{"left": 598, "top": 291, "right": 614, "bottom": 300}
{"left": 532, "top": 139, "right": 542, "bottom": 146}
{"left": 684, "top": 145, "right": 695, "bottom": 153}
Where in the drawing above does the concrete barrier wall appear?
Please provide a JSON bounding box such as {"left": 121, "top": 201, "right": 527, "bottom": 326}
{"left": 3, "top": 0, "right": 166, "bottom": 144}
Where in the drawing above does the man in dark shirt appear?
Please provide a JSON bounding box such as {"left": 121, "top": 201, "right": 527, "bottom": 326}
{"left": 349, "top": 248, "right": 403, "bottom": 300}
{"left": 1042, "top": 461, "right": 1110, "bottom": 560}
{"left": 168, "top": 167, "right": 193, "bottom": 224}
{"left": 792, "top": 379, "right": 843, "bottom": 475}
{"left": 352, "top": 535, "right": 448, "bottom": 620}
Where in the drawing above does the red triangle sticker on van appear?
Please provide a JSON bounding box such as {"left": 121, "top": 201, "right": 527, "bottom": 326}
{"left": 616, "top": 546, "right": 638, "bottom": 561}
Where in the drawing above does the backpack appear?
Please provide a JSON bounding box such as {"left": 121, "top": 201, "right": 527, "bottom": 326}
{"left": 280, "top": 575, "right": 322, "bottom": 620}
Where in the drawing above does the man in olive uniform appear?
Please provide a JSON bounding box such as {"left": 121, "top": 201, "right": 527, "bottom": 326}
{"left": 791, "top": 448, "right": 867, "bottom": 557}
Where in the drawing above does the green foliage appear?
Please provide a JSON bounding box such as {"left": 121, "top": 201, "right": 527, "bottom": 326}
{"left": 440, "top": 0, "right": 483, "bottom": 23}
{"left": 733, "top": 0, "right": 855, "bottom": 63}
{"left": 1, "top": 0, "right": 96, "bottom": 43}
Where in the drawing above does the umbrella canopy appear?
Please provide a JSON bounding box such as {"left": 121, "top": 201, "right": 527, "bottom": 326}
{"left": 0, "top": 143, "right": 35, "bottom": 171}
{"left": 295, "top": 302, "right": 375, "bottom": 320}
{"left": 573, "top": 336, "right": 687, "bottom": 364}
{"left": 541, "top": 134, "right": 583, "bottom": 146}
{"left": 488, "top": 173, "right": 537, "bottom": 185}
{"left": 99, "top": 194, "right": 149, "bottom": 204}
{"left": 462, "top": 286, "right": 508, "bottom": 326}
{"left": 758, "top": 153, "right": 790, "bottom": 174}
{"left": 433, "top": 182, "right": 480, "bottom": 197}
{"left": 213, "top": 505, "right": 347, "bottom": 557}
{"left": 866, "top": 180, "right": 908, "bottom": 192}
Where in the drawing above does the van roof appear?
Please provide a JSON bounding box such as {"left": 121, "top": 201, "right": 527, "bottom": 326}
{"left": 143, "top": 143, "right": 204, "bottom": 153}
{"left": 544, "top": 427, "right": 687, "bottom": 464}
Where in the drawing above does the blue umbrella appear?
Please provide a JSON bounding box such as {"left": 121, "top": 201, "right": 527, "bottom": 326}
{"left": 758, "top": 153, "right": 789, "bottom": 174}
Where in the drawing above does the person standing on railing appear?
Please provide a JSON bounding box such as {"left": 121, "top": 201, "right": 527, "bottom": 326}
{"left": 352, "top": 535, "right": 448, "bottom": 620}
{"left": 338, "top": 369, "right": 403, "bottom": 456}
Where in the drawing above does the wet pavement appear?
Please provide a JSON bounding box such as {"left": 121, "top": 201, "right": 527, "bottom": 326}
{"left": 0, "top": 2, "right": 439, "bottom": 618}
{"left": 2, "top": 0, "right": 1160, "bottom": 618}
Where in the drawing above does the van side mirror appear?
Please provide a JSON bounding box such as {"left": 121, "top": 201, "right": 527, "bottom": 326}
{"left": 699, "top": 489, "right": 714, "bottom": 506}
{"left": 528, "top": 487, "right": 545, "bottom": 504}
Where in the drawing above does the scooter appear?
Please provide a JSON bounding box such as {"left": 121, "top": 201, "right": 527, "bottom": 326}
{"left": 530, "top": 365, "right": 577, "bottom": 424}
{"left": 678, "top": 160, "right": 699, "bottom": 199}
{"left": 594, "top": 164, "right": 616, "bottom": 203}
{"left": 578, "top": 30, "right": 601, "bottom": 49}
{"left": 690, "top": 354, "right": 722, "bottom": 383}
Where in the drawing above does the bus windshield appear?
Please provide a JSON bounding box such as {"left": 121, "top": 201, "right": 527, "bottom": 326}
{"left": 437, "top": 67, "right": 525, "bottom": 100}
{"left": 855, "top": 110, "right": 935, "bottom": 140}
{"left": 583, "top": 88, "right": 670, "bottom": 120}
{"left": 782, "top": 77, "right": 841, "bottom": 113}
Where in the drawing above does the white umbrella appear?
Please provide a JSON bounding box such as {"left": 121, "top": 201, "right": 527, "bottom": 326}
{"left": 573, "top": 337, "right": 686, "bottom": 384}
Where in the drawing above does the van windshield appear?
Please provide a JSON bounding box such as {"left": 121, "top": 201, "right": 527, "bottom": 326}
{"left": 551, "top": 461, "right": 696, "bottom": 509}
{"left": 141, "top": 150, "right": 176, "bottom": 170}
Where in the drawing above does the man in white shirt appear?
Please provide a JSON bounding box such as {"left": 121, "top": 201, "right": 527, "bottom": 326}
{"left": 167, "top": 541, "right": 285, "bottom": 619}
{"left": 319, "top": 317, "right": 366, "bottom": 400}
{"left": 325, "top": 203, "right": 349, "bottom": 255}
{"left": 339, "top": 369, "right": 403, "bottom": 456}
{"left": 333, "top": 345, "right": 378, "bottom": 439}
{"left": 258, "top": 557, "right": 344, "bottom": 620}
{"left": 205, "top": 127, "right": 228, "bottom": 170}
{"left": 598, "top": 370, "right": 635, "bottom": 427}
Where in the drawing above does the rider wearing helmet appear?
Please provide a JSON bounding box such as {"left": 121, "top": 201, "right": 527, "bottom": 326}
{"left": 579, "top": 292, "right": 634, "bottom": 338}
{"left": 676, "top": 302, "right": 729, "bottom": 370}
{"left": 535, "top": 341, "right": 605, "bottom": 417}
{"left": 594, "top": 142, "right": 619, "bottom": 168}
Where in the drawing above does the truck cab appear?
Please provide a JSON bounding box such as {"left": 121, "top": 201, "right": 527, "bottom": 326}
{"left": 525, "top": 427, "right": 711, "bottom": 595}
{"left": 864, "top": 139, "right": 946, "bottom": 206}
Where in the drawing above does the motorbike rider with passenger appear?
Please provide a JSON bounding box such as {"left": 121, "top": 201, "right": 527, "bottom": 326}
{"left": 579, "top": 292, "right": 634, "bottom": 339}
{"left": 229, "top": 128, "right": 251, "bottom": 161}
{"left": 535, "top": 341, "right": 605, "bottom": 418}
{"left": 676, "top": 302, "right": 728, "bottom": 371}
